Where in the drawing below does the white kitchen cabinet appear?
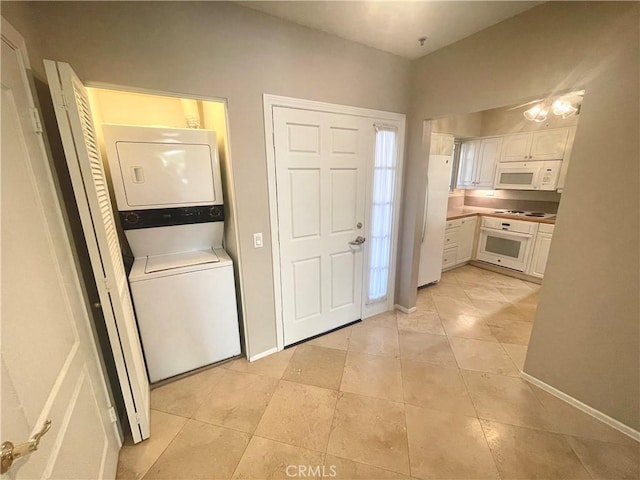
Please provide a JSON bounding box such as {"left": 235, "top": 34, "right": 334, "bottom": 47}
{"left": 457, "top": 140, "right": 478, "bottom": 187}
{"left": 528, "top": 223, "right": 555, "bottom": 278}
{"left": 457, "top": 137, "right": 502, "bottom": 189}
{"left": 500, "top": 132, "right": 533, "bottom": 162}
{"left": 556, "top": 126, "right": 577, "bottom": 191}
{"left": 501, "top": 127, "right": 570, "bottom": 162}
{"left": 442, "top": 246, "right": 458, "bottom": 270}
{"left": 442, "top": 216, "right": 478, "bottom": 270}
{"left": 476, "top": 137, "right": 503, "bottom": 187}
{"left": 457, "top": 216, "right": 478, "bottom": 263}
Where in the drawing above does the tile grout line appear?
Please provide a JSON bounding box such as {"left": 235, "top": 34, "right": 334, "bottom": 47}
{"left": 230, "top": 351, "right": 295, "bottom": 479}
{"left": 228, "top": 430, "right": 253, "bottom": 479}
{"left": 137, "top": 419, "right": 189, "bottom": 480}
{"left": 398, "top": 342, "right": 413, "bottom": 479}
{"left": 323, "top": 378, "right": 342, "bottom": 459}
{"left": 459, "top": 368, "right": 504, "bottom": 480}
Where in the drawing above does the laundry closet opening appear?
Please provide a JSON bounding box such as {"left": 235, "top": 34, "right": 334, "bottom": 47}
{"left": 86, "top": 86, "right": 246, "bottom": 379}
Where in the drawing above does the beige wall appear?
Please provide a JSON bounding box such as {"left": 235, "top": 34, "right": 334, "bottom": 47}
{"left": 431, "top": 111, "right": 482, "bottom": 138}
{"left": 1, "top": 1, "right": 410, "bottom": 358}
{"left": 402, "top": 2, "right": 639, "bottom": 429}
{"left": 88, "top": 89, "right": 188, "bottom": 128}
{"left": 463, "top": 189, "right": 561, "bottom": 203}
{"left": 480, "top": 103, "right": 580, "bottom": 137}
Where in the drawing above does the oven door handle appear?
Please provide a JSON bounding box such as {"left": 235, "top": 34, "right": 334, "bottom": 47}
{"left": 480, "top": 227, "right": 533, "bottom": 239}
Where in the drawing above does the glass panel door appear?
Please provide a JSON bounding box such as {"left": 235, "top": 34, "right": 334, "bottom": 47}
{"left": 367, "top": 127, "right": 397, "bottom": 304}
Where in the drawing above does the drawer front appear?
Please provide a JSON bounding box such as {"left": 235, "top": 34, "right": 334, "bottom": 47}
{"left": 442, "top": 246, "right": 458, "bottom": 269}
{"left": 444, "top": 227, "right": 460, "bottom": 247}
{"left": 446, "top": 218, "right": 462, "bottom": 229}
{"left": 460, "top": 216, "right": 478, "bottom": 227}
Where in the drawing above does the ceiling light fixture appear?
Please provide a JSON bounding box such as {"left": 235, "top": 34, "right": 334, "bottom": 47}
{"left": 523, "top": 90, "right": 584, "bottom": 123}
{"left": 552, "top": 99, "right": 578, "bottom": 119}
{"left": 523, "top": 103, "right": 549, "bottom": 123}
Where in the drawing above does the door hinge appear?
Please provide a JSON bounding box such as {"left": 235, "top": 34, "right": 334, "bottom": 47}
{"left": 107, "top": 406, "right": 118, "bottom": 423}
{"left": 135, "top": 412, "right": 141, "bottom": 425}
{"left": 29, "top": 107, "right": 43, "bottom": 133}
{"left": 56, "top": 91, "right": 69, "bottom": 111}
{"left": 102, "top": 277, "right": 111, "bottom": 293}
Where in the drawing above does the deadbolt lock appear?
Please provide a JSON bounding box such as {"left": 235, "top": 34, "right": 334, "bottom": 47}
{"left": 356, "top": 222, "right": 363, "bottom": 229}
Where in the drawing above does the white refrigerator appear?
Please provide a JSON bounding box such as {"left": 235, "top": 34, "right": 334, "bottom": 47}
{"left": 418, "top": 134, "right": 455, "bottom": 287}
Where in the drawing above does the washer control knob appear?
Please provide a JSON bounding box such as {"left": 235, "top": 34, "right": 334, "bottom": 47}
{"left": 125, "top": 212, "right": 140, "bottom": 225}
{"left": 209, "top": 206, "right": 222, "bottom": 218}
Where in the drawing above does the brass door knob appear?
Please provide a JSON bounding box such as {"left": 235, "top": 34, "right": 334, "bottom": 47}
{"left": 1, "top": 420, "right": 51, "bottom": 474}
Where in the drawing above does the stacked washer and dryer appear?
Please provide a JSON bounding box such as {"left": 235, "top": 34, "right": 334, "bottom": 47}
{"left": 102, "top": 125, "right": 241, "bottom": 383}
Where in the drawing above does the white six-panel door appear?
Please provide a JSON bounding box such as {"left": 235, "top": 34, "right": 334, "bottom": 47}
{"left": 273, "top": 107, "right": 373, "bottom": 345}
{"left": 1, "top": 20, "right": 119, "bottom": 479}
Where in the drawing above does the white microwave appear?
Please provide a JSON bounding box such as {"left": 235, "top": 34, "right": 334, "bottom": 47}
{"left": 494, "top": 160, "right": 562, "bottom": 191}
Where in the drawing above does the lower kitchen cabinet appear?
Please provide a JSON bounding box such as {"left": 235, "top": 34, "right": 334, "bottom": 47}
{"left": 457, "top": 216, "right": 477, "bottom": 263}
{"left": 442, "top": 216, "right": 478, "bottom": 270}
{"left": 528, "top": 223, "right": 555, "bottom": 278}
{"left": 442, "top": 214, "right": 554, "bottom": 279}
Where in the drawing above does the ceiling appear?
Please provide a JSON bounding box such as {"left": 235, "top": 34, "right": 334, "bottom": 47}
{"left": 239, "top": 1, "right": 541, "bottom": 59}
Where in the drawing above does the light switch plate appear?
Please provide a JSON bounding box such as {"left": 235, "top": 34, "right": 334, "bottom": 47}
{"left": 253, "top": 232, "right": 263, "bottom": 248}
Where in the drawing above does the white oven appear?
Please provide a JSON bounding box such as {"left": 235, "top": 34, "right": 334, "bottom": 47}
{"left": 477, "top": 217, "right": 538, "bottom": 271}
{"left": 494, "top": 160, "right": 562, "bottom": 190}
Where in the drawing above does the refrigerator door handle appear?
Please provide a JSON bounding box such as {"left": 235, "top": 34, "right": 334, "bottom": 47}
{"left": 421, "top": 173, "right": 429, "bottom": 242}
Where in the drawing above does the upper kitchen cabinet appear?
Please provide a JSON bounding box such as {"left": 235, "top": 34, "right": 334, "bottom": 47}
{"left": 501, "top": 127, "right": 571, "bottom": 162}
{"left": 457, "top": 140, "right": 479, "bottom": 187}
{"left": 457, "top": 136, "right": 502, "bottom": 189}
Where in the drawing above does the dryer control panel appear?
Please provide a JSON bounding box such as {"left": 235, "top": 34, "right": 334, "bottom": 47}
{"left": 120, "top": 205, "right": 225, "bottom": 230}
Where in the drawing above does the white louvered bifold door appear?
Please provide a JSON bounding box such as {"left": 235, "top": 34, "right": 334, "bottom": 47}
{"left": 44, "top": 60, "right": 150, "bottom": 443}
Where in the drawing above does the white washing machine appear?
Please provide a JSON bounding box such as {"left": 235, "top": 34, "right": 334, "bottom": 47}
{"left": 102, "top": 124, "right": 241, "bottom": 383}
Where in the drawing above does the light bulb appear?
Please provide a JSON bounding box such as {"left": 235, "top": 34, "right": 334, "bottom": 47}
{"left": 524, "top": 103, "right": 549, "bottom": 123}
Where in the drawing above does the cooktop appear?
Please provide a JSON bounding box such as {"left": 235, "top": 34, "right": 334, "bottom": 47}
{"left": 494, "top": 210, "right": 555, "bottom": 218}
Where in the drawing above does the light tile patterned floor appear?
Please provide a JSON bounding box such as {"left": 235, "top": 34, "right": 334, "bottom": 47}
{"left": 117, "top": 265, "right": 639, "bottom": 480}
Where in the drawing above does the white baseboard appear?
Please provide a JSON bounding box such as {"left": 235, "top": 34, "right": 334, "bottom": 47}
{"left": 394, "top": 304, "right": 417, "bottom": 314}
{"left": 249, "top": 347, "right": 278, "bottom": 363}
{"left": 521, "top": 372, "right": 640, "bottom": 442}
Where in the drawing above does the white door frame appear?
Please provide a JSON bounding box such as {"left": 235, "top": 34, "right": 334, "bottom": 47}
{"left": 263, "top": 94, "right": 406, "bottom": 351}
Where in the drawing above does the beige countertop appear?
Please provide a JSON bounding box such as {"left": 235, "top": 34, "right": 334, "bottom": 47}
{"left": 446, "top": 206, "right": 556, "bottom": 224}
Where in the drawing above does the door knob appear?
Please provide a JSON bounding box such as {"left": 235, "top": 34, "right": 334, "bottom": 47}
{"left": 349, "top": 236, "right": 366, "bottom": 246}
{"left": 1, "top": 420, "right": 52, "bottom": 474}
